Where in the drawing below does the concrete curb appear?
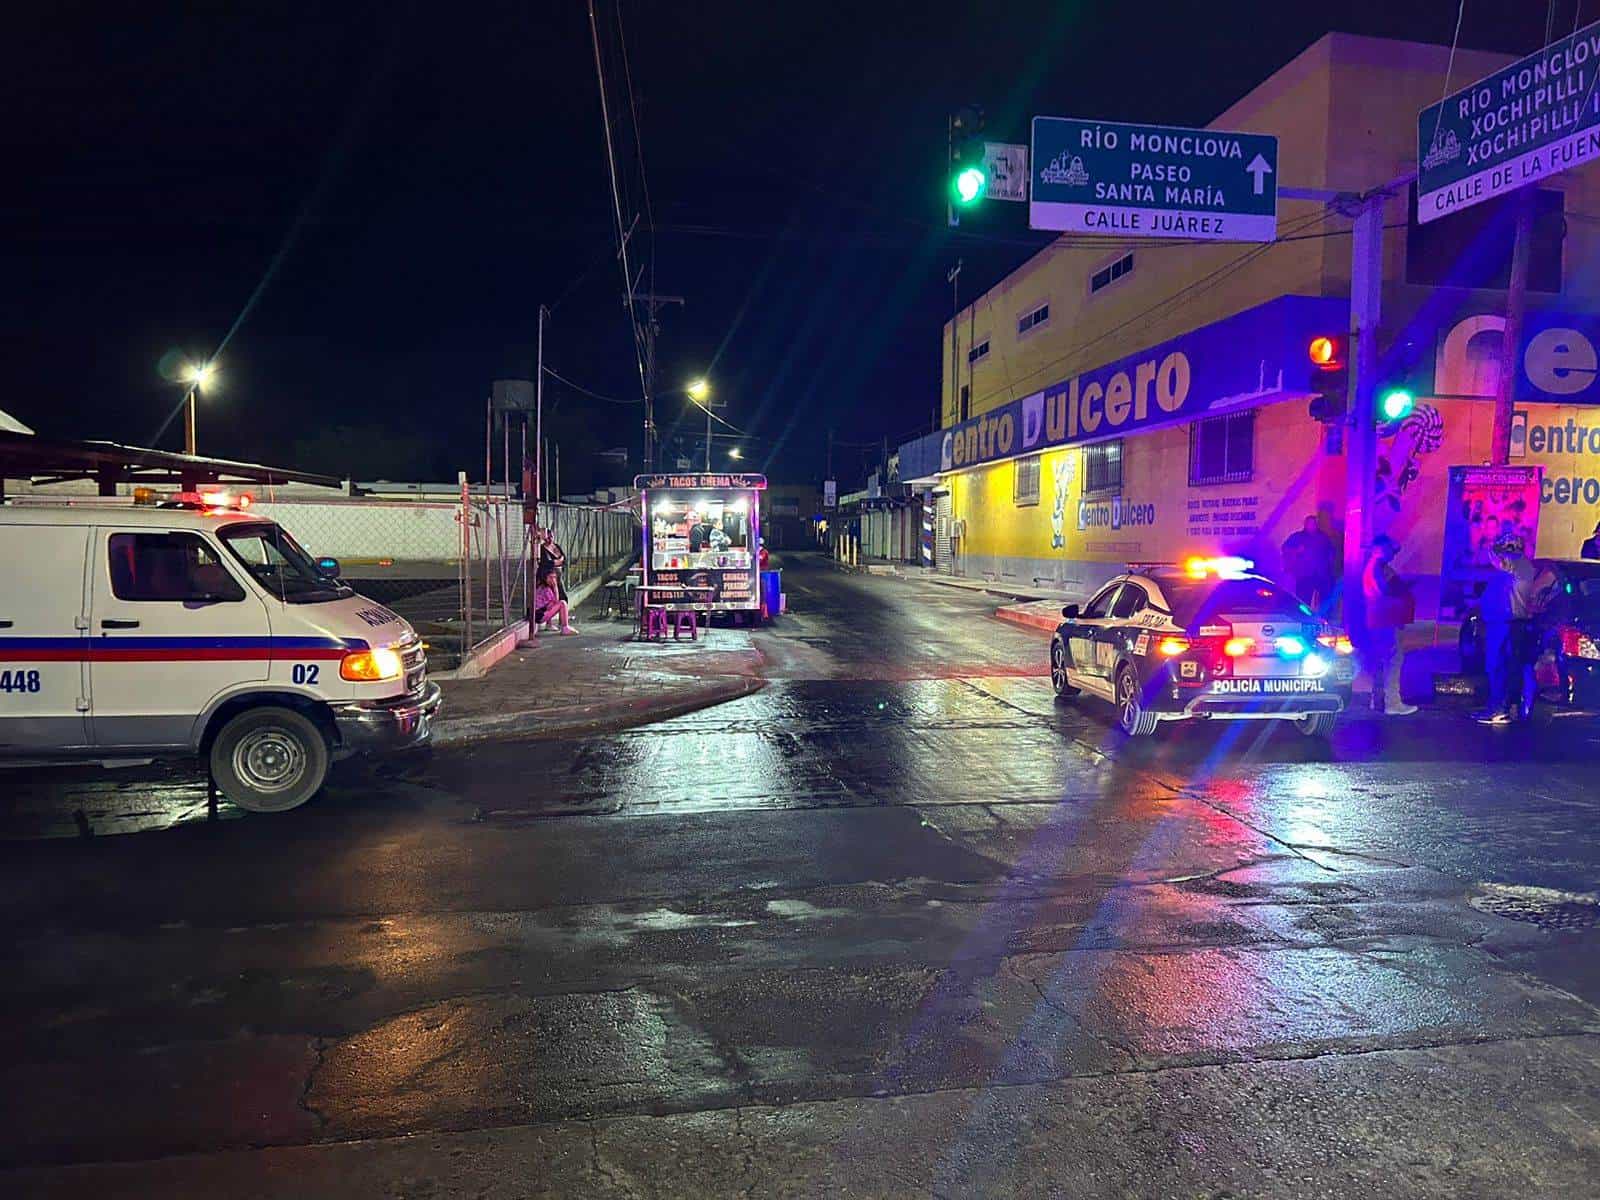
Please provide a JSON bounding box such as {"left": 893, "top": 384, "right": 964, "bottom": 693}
{"left": 994, "top": 605, "right": 1060, "bottom": 634}
{"left": 431, "top": 674, "right": 765, "bottom": 746}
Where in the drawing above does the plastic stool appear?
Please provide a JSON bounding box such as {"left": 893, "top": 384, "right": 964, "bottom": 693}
{"left": 642, "top": 606, "right": 670, "bottom": 640}
{"left": 673, "top": 609, "right": 698, "bottom": 641}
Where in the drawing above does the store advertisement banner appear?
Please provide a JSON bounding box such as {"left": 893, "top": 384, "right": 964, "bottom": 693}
{"left": 1438, "top": 464, "right": 1544, "bottom": 618}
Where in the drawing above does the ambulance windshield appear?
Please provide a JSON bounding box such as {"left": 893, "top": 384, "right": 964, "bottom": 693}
{"left": 220, "top": 523, "right": 352, "bottom": 604}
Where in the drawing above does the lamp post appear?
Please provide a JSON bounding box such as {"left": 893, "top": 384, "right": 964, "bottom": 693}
{"left": 181, "top": 362, "right": 215, "bottom": 456}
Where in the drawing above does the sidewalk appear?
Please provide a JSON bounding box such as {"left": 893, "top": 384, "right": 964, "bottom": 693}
{"left": 432, "top": 615, "right": 766, "bottom": 745}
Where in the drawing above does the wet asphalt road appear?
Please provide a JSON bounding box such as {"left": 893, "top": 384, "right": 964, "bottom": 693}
{"left": 5, "top": 553, "right": 1600, "bottom": 1197}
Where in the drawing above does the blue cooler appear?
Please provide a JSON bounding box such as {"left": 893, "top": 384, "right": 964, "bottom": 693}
{"left": 760, "top": 569, "right": 783, "bottom": 620}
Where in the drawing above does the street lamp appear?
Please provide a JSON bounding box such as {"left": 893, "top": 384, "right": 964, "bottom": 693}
{"left": 685, "top": 377, "right": 714, "bottom": 470}
{"left": 181, "top": 362, "right": 216, "bottom": 456}
{"left": 728, "top": 446, "right": 743, "bottom": 460}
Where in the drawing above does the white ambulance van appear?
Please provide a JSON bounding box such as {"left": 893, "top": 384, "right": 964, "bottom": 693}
{"left": 0, "top": 494, "right": 441, "bottom": 812}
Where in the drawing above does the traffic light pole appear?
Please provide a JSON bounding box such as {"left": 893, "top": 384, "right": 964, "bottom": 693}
{"left": 1343, "top": 192, "right": 1386, "bottom": 633}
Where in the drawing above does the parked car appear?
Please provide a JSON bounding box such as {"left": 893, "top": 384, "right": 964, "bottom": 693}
{"left": 1457, "top": 558, "right": 1600, "bottom": 719}
{"left": 0, "top": 493, "right": 441, "bottom": 811}
{"left": 1050, "top": 557, "right": 1357, "bottom": 738}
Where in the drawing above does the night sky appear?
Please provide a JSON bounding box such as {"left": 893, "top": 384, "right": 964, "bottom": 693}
{"left": 6, "top": 2, "right": 1566, "bottom": 490}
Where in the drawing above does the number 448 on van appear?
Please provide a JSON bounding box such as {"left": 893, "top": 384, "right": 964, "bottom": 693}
{"left": 0, "top": 670, "right": 43, "bottom": 694}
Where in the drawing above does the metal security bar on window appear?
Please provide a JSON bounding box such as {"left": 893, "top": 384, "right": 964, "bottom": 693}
{"left": 1082, "top": 440, "right": 1123, "bottom": 494}
{"left": 1014, "top": 455, "right": 1041, "bottom": 506}
{"left": 1188, "top": 410, "right": 1256, "bottom": 485}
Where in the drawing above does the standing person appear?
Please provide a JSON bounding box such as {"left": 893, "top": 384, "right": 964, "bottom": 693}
{"left": 1473, "top": 534, "right": 1554, "bottom": 725}
{"left": 1582, "top": 521, "right": 1600, "bottom": 560}
{"left": 533, "top": 567, "right": 576, "bottom": 635}
{"left": 1361, "top": 535, "right": 1418, "bottom": 716}
{"left": 538, "top": 527, "right": 569, "bottom": 602}
{"left": 1281, "top": 515, "right": 1336, "bottom": 610}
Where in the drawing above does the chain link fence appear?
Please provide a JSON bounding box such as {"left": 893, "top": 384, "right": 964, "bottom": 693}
{"left": 254, "top": 495, "right": 637, "bottom": 669}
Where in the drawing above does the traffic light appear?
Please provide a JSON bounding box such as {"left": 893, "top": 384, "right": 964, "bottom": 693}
{"left": 949, "top": 106, "right": 987, "bottom": 221}
{"left": 1307, "top": 334, "right": 1347, "bottom": 423}
{"left": 1378, "top": 386, "right": 1416, "bottom": 423}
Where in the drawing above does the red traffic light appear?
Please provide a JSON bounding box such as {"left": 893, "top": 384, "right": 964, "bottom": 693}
{"left": 1308, "top": 335, "right": 1345, "bottom": 369}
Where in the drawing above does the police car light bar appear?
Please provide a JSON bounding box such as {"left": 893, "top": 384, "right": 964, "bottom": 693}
{"left": 1183, "top": 555, "right": 1255, "bottom": 579}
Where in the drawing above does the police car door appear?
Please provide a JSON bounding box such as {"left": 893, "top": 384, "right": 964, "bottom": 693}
{"left": 88, "top": 526, "right": 271, "bottom": 749}
{"left": 0, "top": 520, "right": 91, "bottom": 750}
{"left": 1068, "top": 583, "right": 1122, "bottom": 690}
{"left": 1102, "top": 581, "right": 1150, "bottom": 674}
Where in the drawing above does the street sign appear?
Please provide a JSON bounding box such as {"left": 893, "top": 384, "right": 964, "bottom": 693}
{"left": 1030, "top": 117, "right": 1278, "bottom": 241}
{"left": 823, "top": 479, "right": 837, "bottom": 508}
{"left": 983, "top": 141, "right": 1028, "bottom": 202}
{"left": 1418, "top": 19, "right": 1600, "bottom": 223}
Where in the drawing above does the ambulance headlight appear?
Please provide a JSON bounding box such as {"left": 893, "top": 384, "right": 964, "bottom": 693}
{"left": 1302, "top": 652, "right": 1330, "bottom": 679}
{"left": 340, "top": 647, "right": 404, "bottom": 682}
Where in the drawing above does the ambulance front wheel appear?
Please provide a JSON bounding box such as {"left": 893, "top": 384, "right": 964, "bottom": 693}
{"left": 210, "top": 706, "right": 330, "bottom": 813}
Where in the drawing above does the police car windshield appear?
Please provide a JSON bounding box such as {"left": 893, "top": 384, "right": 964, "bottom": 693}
{"left": 218, "top": 523, "right": 351, "bottom": 604}
{"left": 1160, "top": 576, "right": 1309, "bottom": 627}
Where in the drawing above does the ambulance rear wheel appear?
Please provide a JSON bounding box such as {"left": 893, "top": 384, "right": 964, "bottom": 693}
{"left": 210, "top": 707, "right": 329, "bottom": 813}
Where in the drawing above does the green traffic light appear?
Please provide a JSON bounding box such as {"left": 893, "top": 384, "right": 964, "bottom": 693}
{"left": 1379, "top": 388, "right": 1415, "bottom": 422}
{"left": 953, "top": 165, "right": 986, "bottom": 205}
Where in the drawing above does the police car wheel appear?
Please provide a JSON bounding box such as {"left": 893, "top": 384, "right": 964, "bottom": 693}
{"left": 1050, "top": 639, "right": 1078, "bottom": 699}
{"left": 1115, "top": 664, "right": 1157, "bottom": 737}
{"left": 1295, "top": 711, "right": 1338, "bottom": 738}
{"left": 210, "top": 707, "right": 330, "bottom": 813}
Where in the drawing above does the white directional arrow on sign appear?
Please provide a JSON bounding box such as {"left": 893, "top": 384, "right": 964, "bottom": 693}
{"left": 1246, "top": 153, "right": 1273, "bottom": 196}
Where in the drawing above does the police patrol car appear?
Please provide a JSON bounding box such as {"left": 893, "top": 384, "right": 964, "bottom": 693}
{"left": 0, "top": 493, "right": 441, "bottom": 812}
{"left": 1050, "top": 557, "right": 1356, "bottom": 737}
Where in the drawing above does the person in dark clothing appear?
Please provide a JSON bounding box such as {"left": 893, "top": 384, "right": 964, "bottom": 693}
{"left": 1281, "top": 515, "right": 1337, "bottom": 610}
{"left": 538, "top": 528, "right": 568, "bottom": 602}
{"left": 1582, "top": 522, "right": 1600, "bottom": 560}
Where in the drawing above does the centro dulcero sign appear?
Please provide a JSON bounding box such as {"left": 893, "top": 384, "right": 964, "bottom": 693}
{"left": 1418, "top": 18, "right": 1600, "bottom": 222}
{"left": 891, "top": 295, "right": 1345, "bottom": 481}
{"left": 1030, "top": 116, "right": 1278, "bottom": 241}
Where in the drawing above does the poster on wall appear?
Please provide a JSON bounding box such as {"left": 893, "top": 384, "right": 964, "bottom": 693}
{"left": 1438, "top": 465, "right": 1543, "bottom": 620}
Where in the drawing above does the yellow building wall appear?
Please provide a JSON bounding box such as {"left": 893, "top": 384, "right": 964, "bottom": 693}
{"left": 950, "top": 402, "right": 1335, "bottom": 575}
{"left": 950, "top": 394, "right": 1600, "bottom": 607}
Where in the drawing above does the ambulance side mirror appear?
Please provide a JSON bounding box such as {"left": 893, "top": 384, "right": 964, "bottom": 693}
{"left": 316, "top": 557, "right": 342, "bottom": 579}
{"left": 1062, "top": 603, "right": 1080, "bottom": 618}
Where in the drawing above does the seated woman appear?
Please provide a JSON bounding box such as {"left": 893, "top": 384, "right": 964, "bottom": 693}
{"left": 534, "top": 567, "right": 577, "bottom": 634}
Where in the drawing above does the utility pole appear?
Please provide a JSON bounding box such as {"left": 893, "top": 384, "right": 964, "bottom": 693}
{"left": 826, "top": 428, "right": 834, "bottom": 480}
{"left": 1493, "top": 188, "right": 1536, "bottom": 465}
{"left": 1342, "top": 187, "right": 1391, "bottom": 633}
{"left": 638, "top": 292, "right": 684, "bottom": 472}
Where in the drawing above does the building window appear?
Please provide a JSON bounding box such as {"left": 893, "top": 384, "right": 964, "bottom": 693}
{"left": 1014, "top": 455, "right": 1041, "bottom": 506}
{"left": 1082, "top": 439, "right": 1122, "bottom": 494}
{"left": 959, "top": 385, "right": 970, "bottom": 422}
{"left": 967, "top": 339, "right": 990, "bottom": 365}
{"left": 1089, "top": 252, "right": 1134, "bottom": 296}
{"left": 1188, "top": 411, "right": 1255, "bottom": 485}
{"left": 1405, "top": 184, "right": 1563, "bottom": 292}
{"left": 1017, "top": 303, "right": 1050, "bottom": 336}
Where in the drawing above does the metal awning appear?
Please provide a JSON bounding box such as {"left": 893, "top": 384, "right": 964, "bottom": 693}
{"left": 0, "top": 431, "right": 342, "bottom": 496}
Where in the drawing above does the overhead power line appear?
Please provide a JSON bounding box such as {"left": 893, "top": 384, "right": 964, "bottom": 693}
{"left": 542, "top": 366, "right": 641, "bottom": 405}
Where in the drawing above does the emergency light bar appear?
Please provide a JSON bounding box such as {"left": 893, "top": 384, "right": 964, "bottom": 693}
{"left": 159, "top": 489, "right": 255, "bottom": 513}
